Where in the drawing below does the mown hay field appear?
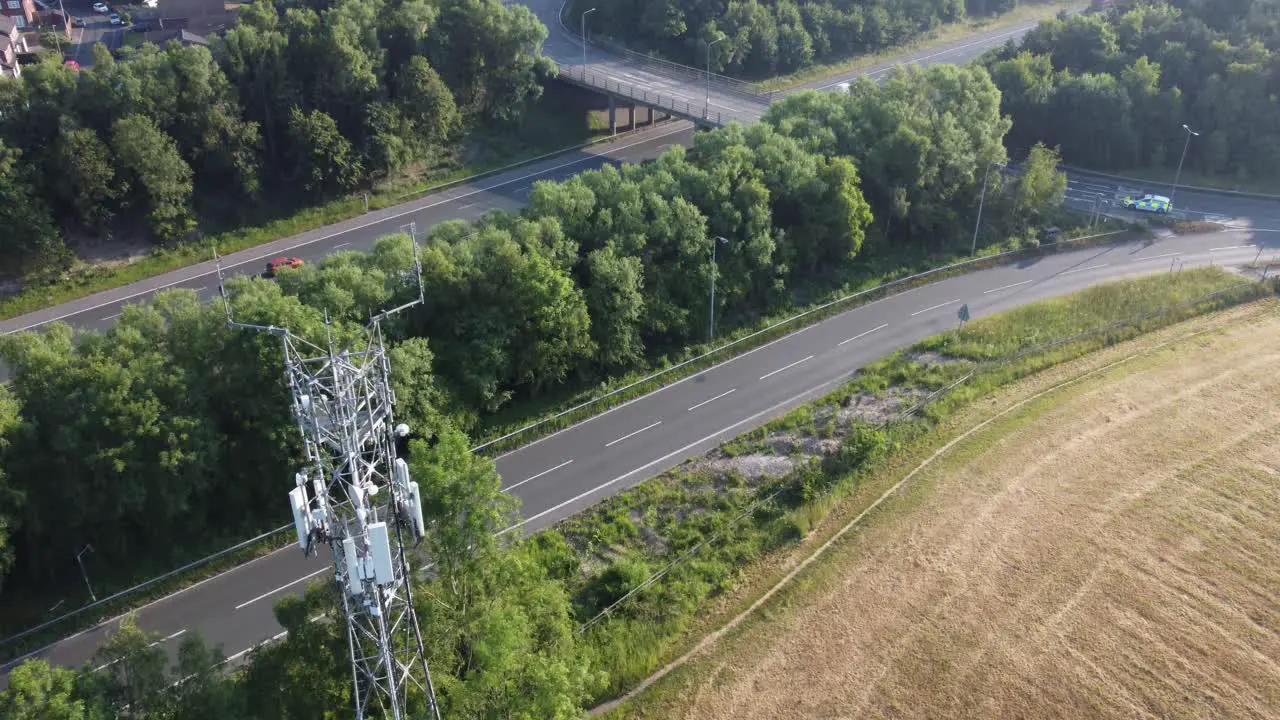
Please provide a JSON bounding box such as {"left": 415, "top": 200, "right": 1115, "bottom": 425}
{"left": 624, "top": 303, "right": 1280, "bottom": 720}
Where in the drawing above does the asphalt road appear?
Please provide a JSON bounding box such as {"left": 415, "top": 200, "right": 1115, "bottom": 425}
{"left": 4, "top": 228, "right": 1276, "bottom": 684}
{"left": 6, "top": 0, "right": 1280, "bottom": 686}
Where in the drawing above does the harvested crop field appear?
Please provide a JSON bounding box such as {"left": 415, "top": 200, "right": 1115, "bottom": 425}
{"left": 627, "top": 305, "right": 1280, "bottom": 720}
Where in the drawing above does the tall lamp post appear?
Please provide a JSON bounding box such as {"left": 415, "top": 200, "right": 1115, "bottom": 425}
{"left": 971, "top": 160, "right": 1006, "bottom": 256}
{"left": 581, "top": 7, "right": 596, "bottom": 69}
{"left": 708, "top": 235, "right": 729, "bottom": 341}
{"left": 76, "top": 544, "right": 96, "bottom": 602}
{"left": 705, "top": 37, "right": 725, "bottom": 115}
{"left": 1170, "top": 123, "right": 1199, "bottom": 207}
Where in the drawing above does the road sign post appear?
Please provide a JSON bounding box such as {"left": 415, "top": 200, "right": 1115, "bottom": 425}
{"left": 957, "top": 303, "right": 970, "bottom": 328}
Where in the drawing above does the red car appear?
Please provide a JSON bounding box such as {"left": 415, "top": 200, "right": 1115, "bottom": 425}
{"left": 264, "top": 256, "right": 304, "bottom": 277}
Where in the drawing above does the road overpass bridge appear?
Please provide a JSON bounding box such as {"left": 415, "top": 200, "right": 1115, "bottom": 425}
{"left": 528, "top": 0, "right": 772, "bottom": 130}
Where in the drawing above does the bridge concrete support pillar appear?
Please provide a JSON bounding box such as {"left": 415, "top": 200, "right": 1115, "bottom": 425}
{"left": 608, "top": 96, "right": 617, "bottom": 135}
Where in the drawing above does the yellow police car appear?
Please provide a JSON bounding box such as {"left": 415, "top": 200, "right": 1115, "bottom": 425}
{"left": 1122, "top": 193, "right": 1171, "bottom": 214}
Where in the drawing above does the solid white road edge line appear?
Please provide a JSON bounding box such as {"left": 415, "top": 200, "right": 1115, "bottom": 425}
{"left": 233, "top": 567, "right": 329, "bottom": 611}
{"left": 838, "top": 323, "right": 889, "bottom": 346}
{"left": 1133, "top": 252, "right": 1182, "bottom": 261}
{"left": 910, "top": 299, "right": 959, "bottom": 317}
{"left": 4, "top": 123, "right": 693, "bottom": 335}
{"left": 759, "top": 355, "right": 814, "bottom": 381}
{"left": 1210, "top": 245, "right": 1254, "bottom": 251}
{"left": 504, "top": 459, "right": 575, "bottom": 493}
{"left": 92, "top": 629, "right": 186, "bottom": 672}
{"left": 983, "top": 279, "right": 1034, "bottom": 294}
{"left": 606, "top": 421, "right": 663, "bottom": 448}
{"left": 505, "top": 377, "right": 843, "bottom": 534}
{"left": 688, "top": 388, "right": 737, "bottom": 412}
{"left": 489, "top": 325, "right": 816, "bottom": 461}
{"left": 1058, "top": 263, "right": 1109, "bottom": 276}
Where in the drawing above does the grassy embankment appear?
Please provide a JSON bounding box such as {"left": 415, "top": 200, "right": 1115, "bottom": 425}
{"left": 603, "top": 292, "right": 1280, "bottom": 719}
{"left": 534, "top": 267, "right": 1274, "bottom": 708}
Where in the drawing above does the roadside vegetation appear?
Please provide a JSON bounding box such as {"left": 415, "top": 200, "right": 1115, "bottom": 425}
{"left": 566, "top": 0, "right": 1063, "bottom": 80}
{"left": 604, "top": 298, "right": 1280, "bottom": 720}
{"left": 0, "top": 61, "right": 1076, "bottom": 633}
{"left": 0, "top": 0, "right": 557, "bottom": 303}
{"left": 985, "top": 0, "right": 1280, "bottom": 188}
{"left": 1, "top": 268, "right": 1269, "bottom": 719}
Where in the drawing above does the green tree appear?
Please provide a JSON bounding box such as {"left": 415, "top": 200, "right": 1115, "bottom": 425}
{"left": 428, "top": 0, "right": 552, "bottom": 121}
{"left": 287, "top": 106, "right": 363, "bottom": 198}
{"left": 52, "top": 126, "right": 122, "bottom": 230}
{"left": 582, "top": 246, "right": 646, "bottom": 373}
{"left": 412, "top": 228, "right": 594, "bottom": 411}
{"left": 766, "top": 64, "right": 1009, "bottom": 249}
{"left": 395, "top": 55, "right": 458, "bottom": 146}
{"left": 111, "top": 114, "right": 197, "bottom": 242}
{"left": 0, "top": 659, "right": 97, "bottom": 720}
{"left": 0, "top": 141, "right": 66, "bottom": 275}
{"left": 1011, "top": 142, "right": 1067, "bottom": 227}
{"left": 408, "top": 428, "right": 604, "bottom": 716}
{"left": 0, "top": 385, "right": 19, "bottom": 591}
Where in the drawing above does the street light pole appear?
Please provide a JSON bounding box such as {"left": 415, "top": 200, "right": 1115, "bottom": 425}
{"left": 581, "top": 8, "right": 596, "bottom": 69}
{"left": 706, "top": 37, "right": 725, "bottom": 115}
{"left": 1170, "top": 123, "right": 1199, "bottom": 207}
{"left": 971, "top": 163, "right": 992, "bottom": 256}
{"left": 76, "top": 544, "right": 96, "bottom": 602}
{"left": 709, "top": 235, "right": 728, "bottom": 341}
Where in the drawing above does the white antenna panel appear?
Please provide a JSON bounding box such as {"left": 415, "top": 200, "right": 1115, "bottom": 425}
{"left": 393, "top": 458, "right": 410, "bottom": 490}
{"left": 409, "top": 481, "right": 425, "bottom": 539}
{"left": 343, "top": 537, "right": 362, "bottom": 596}
{"left": 289, "top": 486, "right": 311, "bottom": 551}
{"left": 368, "top": 522, "right": 395, "bottom": 585}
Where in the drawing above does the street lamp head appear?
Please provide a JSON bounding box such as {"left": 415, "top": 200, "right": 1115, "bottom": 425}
{"left": 713, "top": 235, "right": 729, "bottom": 244}
{"left": 1182, "top": 124, "right": 1199, "bottom": 136}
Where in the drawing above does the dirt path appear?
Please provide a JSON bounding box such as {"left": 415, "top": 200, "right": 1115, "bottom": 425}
{"left": 617, "top": 306, "right": 1280, "bottom": 719}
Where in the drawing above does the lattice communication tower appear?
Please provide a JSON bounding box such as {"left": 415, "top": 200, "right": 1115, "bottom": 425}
{"left": 217, "top": 224, "right": 441, "bottom": 720}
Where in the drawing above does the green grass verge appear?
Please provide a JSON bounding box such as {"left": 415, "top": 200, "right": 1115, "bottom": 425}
{"left": 752, "top": 1, "right": 1079, "bottom": 93}
{"left": 539, "top": 267, "right": 1270, "bottom": 706}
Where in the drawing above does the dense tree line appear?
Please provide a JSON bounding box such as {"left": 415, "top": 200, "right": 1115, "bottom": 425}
{"left": 0, "top": 0, "right": 550, "bottom": 277}
{"left": 568, "top": 0, "right": 1018, "bottom": 77}
{"left": 986, "top": 1, "right": 1280, "bottom": 181}
{"left": 0, "top": 62, "right": 1063, "bottom": 601}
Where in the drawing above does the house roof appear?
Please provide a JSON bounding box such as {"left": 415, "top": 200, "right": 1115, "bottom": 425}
{"left": 158, "top": 0, "right": 224, "bottom": 18}
{"left": 142, "top": 28, "right": 209, "bottom": 46}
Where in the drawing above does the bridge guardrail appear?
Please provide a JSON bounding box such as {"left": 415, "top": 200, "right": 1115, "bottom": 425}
{"left": 556, "top": 0, "right": 773, "bottom": 105}
{"left": 558, "top": 65, "right": 760, "bottom": 126}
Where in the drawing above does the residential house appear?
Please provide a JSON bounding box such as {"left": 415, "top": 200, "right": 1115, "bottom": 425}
{"left": 0, "top": 15, "right": 27, "bottom": 78}
{"left": 0, "top": 0, "right": 34, "bottom": 30}
{"left": 156, "top": 0, "right": 235, "bottom": 36}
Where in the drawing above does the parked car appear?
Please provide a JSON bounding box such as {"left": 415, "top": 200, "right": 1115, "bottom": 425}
{"left": 108, "top": 12, "right": 121, "bottom": 25}
{"left": 264, "top": 257, "right": 304, "bottom": 278}
{"left": 92, "top": 2, "right": 109, "bottom": 13}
